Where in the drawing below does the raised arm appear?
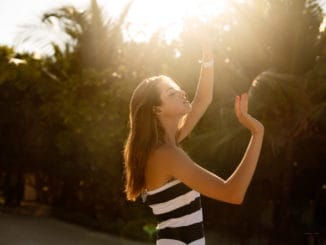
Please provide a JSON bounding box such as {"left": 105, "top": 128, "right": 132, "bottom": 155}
{"left": 163, "top": 93, "right": 264, "bottom": 204}
{"left": 177, "top": 44, "right": 214, "bottom": 143}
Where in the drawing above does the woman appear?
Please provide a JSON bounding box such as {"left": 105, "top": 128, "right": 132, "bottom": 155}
{"left": 123, "top": 44, "right": 264, "bottom": 244}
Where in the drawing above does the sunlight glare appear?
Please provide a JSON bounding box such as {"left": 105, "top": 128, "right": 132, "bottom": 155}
{"left": 125, "top": 0, "right": 232, "bottom": 42}
{"left": 320, "top": 16, "right": 326, "bottom": 32}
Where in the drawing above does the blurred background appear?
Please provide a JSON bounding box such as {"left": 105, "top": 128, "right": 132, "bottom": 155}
{"left": 0, "top": 0, "right": 325, "bottom": 244}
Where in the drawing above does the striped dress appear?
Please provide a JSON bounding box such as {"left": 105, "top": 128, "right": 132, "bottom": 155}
{"left": 143, "top": 179, "right": 205, "bottom": 245}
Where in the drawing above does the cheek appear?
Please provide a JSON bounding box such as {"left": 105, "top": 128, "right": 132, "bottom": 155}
{"left": 158, "top": 102, "right": 176, "bottom": 115}
{"left": 162, "top": 102, "right": 177, "bottom": 113}
{"left": 162, "top": 101, "right": 191, "bottom": 116}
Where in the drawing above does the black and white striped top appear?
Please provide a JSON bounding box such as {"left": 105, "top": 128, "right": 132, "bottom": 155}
{"left": 143, "top": 179, "right": 205, "bottom": 245}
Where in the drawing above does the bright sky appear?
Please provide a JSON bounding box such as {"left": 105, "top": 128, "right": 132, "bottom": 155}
{"left": 0, "top": 0, "right": 238, "bottom": 54}
{"left": 1, "top": 0, "right": 324, "bottom": 55}
{"left": 0, "top": 0, "right": 121, "bottom": 51}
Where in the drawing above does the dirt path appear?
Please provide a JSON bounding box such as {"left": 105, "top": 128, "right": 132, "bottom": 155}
{"left": 0, "top": 213, "right": 152, "bottom": 245}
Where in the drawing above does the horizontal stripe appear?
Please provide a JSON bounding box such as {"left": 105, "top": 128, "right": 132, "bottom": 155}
{"left": 144, "top": 179, "right": 205, "bottom": 244}
{"left": 156, "top": 196, "right": 201, "bottom": 222}
{"left": 142, "top": 180, "right": 180, "bottom": 203}
{"left": 157, "top": 239, "right": 186, "bottom": 245}
{"left": 146, "top": 182, "right": 192, "bottom": 205}
{"left": 189, "top": 237, "right": 205, "bottom": 245}
{"left": 149, "top": 190, "right": 200, "bottom": 215}
{"left": 157, "top": 237, "right": 205, "bottom": 245}
{"left": 157, "top": 222, "right": 204, "bottom": 244}
{"left": 157, "top": 208, "right": 203, "bottom": 229}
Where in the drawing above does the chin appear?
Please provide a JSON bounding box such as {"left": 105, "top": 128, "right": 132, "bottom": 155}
{"left": 184, "top": 104, "right": 192, "bottom": 114}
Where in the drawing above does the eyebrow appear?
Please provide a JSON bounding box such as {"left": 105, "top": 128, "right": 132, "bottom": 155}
{"left": 166, "top": 84, "right": 181, "bottom": 91}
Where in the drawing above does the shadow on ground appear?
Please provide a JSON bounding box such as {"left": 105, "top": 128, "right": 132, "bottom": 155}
{"left": 0, "top": 201, "right": 152, "bottom": 245}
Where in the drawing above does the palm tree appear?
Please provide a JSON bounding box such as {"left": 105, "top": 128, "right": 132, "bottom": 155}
{"left": 42, "top": 0, "right": 133, "bottom": 73}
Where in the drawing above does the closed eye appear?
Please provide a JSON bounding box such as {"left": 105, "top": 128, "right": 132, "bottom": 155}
{"left": 166, "top": 86, "right": 181, "bottom": 96}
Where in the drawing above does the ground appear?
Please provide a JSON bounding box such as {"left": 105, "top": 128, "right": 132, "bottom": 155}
{"left": 0, "top": 201, "right": 152, "bottom": 245}
{"left": 0, "top": 212, "right": 152, "bottom": 245}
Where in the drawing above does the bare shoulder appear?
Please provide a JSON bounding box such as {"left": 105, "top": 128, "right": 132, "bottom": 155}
{"left": 146, "top": 144, "right": 186, "bottom": 190}
{"left": 148, "top": 144, "right": 231, "bottom": 202}
{"left": 148, "top": 144, "right": 239, "bottom": 203}
{"left": 149, "top": 144, "right": 191, "bottom": 164}
{"left": 147, "top": 144, "right": 192, "bottom": 178}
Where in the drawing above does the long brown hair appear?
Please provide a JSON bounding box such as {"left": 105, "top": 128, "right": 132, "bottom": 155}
{"left": 123, "top": 75, "right": 167, "bottom": 201}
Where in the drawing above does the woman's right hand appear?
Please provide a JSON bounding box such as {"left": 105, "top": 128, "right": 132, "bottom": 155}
{"left": 197, "top": 28, "right": 214, "bottom": 59}
{"left": 235, "top": 93, "right": 264, "bottom": 134}
{"left": 188, "top": 21, "right": 214, "bottom": 59}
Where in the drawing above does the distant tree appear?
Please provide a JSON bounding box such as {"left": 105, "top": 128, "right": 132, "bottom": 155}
{"left": 41, "top": 0, "right": 132, "bottom": 72}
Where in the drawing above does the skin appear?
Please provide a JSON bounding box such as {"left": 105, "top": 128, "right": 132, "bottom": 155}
{"left": 145, "top": 44, "right": 264, "bottom": 205}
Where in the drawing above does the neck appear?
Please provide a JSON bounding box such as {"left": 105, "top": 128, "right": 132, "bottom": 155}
{"left": 159, "top": 117, "right": 181, "bottom": 146}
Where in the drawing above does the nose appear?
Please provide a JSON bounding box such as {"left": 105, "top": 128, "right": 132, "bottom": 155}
{"left": 179, "top": 90, "right": 187, "bottom": 98}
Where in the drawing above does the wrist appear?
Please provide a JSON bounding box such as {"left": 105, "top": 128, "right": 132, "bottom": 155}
{"left": 250, "top": 128, "right": 264, "bottom": 136}
{"left": 202, "top": 46, "right": 213, "bottom": 55}
{"left": 199, "top": 59, "right": 214, "bottom": 68}
{"left": 201, "top": 52, "right": 213, "bottom": 61}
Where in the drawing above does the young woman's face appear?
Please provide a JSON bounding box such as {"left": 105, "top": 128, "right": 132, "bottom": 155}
{"left": 155, "top": 78, "right": 192, "bottom": 117}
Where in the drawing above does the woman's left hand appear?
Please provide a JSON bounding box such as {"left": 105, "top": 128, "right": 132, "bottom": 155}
{"left": 235, "top": 93, "right": 264, "bottom": 134}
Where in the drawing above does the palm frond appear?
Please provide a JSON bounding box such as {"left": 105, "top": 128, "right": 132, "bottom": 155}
{"left": 13, "top": 23, "right": 70, "bottom": 55}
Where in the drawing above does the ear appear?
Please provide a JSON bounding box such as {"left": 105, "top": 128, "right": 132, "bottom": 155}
{"left": 153, "top": 106, "right": 162, "bottom": 114}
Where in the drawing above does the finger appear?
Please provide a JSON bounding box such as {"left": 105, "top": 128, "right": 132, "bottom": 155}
{"left": 240, "top": 93, "right": 248, "bottom": 114}
{"left": 234, "top": 95, "right": 241, "bottom": 117}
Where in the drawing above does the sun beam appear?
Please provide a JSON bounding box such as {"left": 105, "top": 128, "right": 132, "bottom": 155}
{"left": 124, "top": 0, "right": 234, "bottom": 42}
